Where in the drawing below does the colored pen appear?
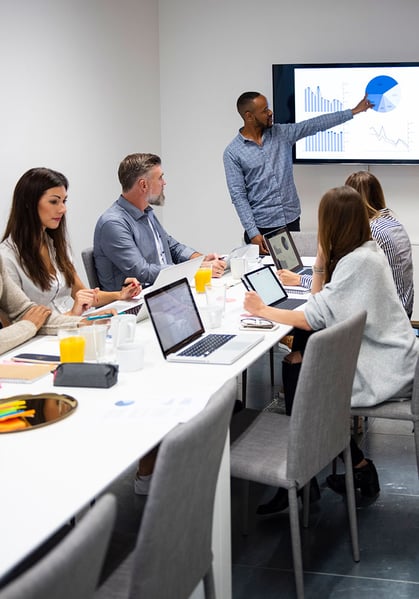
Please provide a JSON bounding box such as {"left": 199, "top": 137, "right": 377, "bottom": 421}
{"left": 0, "top": 409, "right": 25, "bottom": 419}
{"left": 0, "top": 401, "right": 26, "bottom": 411}
{"left": 0, "top": 409, "right": 35, "bottom": 420}
{"left": 86, "top": 313, "right": 114, "bottom": 321}
{"left": 0, "top": 404, "right": 26, "bottom": 414}
{"left": 11, "top": 409, "right": 35, "bottom": 420}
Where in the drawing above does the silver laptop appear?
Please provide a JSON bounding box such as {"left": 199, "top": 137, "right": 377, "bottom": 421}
{"left": 264, "top": 227, "right": 312, "bottom": 276}
{"left": 84, "top": 297, "right": 145, "bottom": 320}
{"left": 148, "top": 255, "right": 204, "bottom": 291}
{"left": 222, "top": 245, "right": 257, "bottom": 272}
{"left": 85, "top": 256, "right": 204, "bottom": 322}
{"left": 144, "top": 278, "right": 264, "bottom": 364}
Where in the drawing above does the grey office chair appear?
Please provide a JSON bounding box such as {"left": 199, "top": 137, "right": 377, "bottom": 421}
{"left": 291, "top": 230, "right": 317, "bottom": 257}
{"left": 351, "top": 354, "right": 419, "bottom": 478}
{"left": 230, "top": 311, "right": 366, "bottom": 599}
{"left": 95, "top": 377, "right": 237, "bottom": 599}
{"left": 81, "top": 247, "right": 100, "bottom": 288}
{"left": 0, "top": 494, "right": 116, "bottom": 599}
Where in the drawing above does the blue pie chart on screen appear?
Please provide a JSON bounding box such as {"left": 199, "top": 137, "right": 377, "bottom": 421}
{"left": 365, "top": 75, "right": 400, "bottom": 112}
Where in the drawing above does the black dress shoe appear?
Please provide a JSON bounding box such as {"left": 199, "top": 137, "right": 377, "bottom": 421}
{"left": 256, "top": 478, "right": 321, "bottom": 517}
{"left": 326, "top": 459, "right": 380, "bottom": 498}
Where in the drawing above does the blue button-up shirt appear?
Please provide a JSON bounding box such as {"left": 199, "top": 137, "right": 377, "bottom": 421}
{"left": 93, "top": 196, "right": 196, "bottom": 289}
{"left": 223, "top": 110, "right": 353, "bottom": 239}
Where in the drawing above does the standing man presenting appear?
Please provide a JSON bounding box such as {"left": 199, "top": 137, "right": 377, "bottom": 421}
{"left": 223, "top": 91, "right": 373, "bottom": 254}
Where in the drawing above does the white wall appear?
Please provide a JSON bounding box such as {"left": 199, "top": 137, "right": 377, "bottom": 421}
{"left": 0, "top": 0, "right": 161, "bottom": 276}
{"left": 159, "top": 0, "right": 419, "bottom": 314}
{"left": 1, "top": 0, "right": 419, "bottom": 313}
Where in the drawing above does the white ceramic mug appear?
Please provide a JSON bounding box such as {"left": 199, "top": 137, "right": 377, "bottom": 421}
{"left": 245, "top": 244, "right": 259, "bottom": 261}
{"left": 245, "top": 244, "right": 260, "bottom": 270}
{"left": 116, "top": 343, "right": 144, "bottom": 372}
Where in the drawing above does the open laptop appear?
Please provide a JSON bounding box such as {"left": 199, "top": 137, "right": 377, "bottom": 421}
{"left": 150, "top": 255, "right": 204, "bottom": 291}
{"left": 84, "top": 256, "right": 204, "bottom": 322}
{"left": 264, "top": 227, "right": 312, "bottom": 276}
{"left": 242, "top": 265, "right": 307, "bottom": 310}
{"left": 84, "top": 297, "right": 145, "bottom": 320}
{"left": 222, "top": 245, "right": 259, "bottom": 272}
{"left": 144, "top": 278, "right": 264, "bottom": 364}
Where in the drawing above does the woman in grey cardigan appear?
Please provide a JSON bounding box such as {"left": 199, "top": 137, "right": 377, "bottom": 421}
{"left": 0, "top": 254, "right": 82, "bottom": 355}
{"left": 244, "top": 185, "right": 418, "bottom": 514}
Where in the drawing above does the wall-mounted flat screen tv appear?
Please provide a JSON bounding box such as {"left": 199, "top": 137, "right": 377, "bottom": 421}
{"left": 272, "top": 62, "right": 419, "bottom": 164}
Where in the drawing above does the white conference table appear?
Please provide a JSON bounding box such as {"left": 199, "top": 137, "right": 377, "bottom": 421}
{"left": 0, "top": 267, "right": 307, "bottom": 598}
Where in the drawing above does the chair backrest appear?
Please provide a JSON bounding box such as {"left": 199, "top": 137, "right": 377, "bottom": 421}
{"left": 127, "top": 378, "right": 237, "bottom": 599}
{"left": 410, "top": 355, "right": 419, "bottom": 416}
{"left": 291, "top": 231, "right": 317, "bottom": 257}
{"left": 81, "top": 247, "right": 100, "bottom": 288}
{"left": 0, "top": 494, "right": 116, "bottom": 599}
{"left": 287, "top": 311, "right": 366, "bottom": 484}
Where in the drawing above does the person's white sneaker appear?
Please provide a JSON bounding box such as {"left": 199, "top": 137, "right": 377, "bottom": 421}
{"left": 134, "top": 473, "right": 152, "bottom": 495}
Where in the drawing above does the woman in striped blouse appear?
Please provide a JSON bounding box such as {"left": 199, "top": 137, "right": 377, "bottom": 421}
{"left": 278, "top": 171, "right": 414, "bottom": 317}
{"left": 345, "top": 170, "right": 413, "bottom": 317}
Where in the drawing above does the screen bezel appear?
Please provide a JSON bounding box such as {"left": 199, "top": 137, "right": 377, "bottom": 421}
{"left": 263, "top": 227, "right": 303, "bottom": 272}
{"left": 144, "top": 278, "right": 205, "bottom": 358}
{"left": 272, "top": 61, "right": 419, "bottom": 165}
{"left": 242, "top": 266, "right": 288, "bottom": 307}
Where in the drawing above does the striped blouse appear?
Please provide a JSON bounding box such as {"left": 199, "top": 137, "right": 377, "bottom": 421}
{"left": 369, "top": 208, "right": 414, "bottom": 318}
{"left": 299, "top": 208, "right": 414, "bottom": 317}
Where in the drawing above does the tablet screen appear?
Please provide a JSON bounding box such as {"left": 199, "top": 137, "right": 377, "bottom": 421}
{"left": 244, "top": 267, "right": 288, "bottom": 306}
{"left": 264, "top": 229, "right": 301, "bottom": 271}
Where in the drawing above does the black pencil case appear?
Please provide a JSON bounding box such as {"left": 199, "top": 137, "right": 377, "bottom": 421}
{"left": 53, "top": 363, "right": 119, "bottom": 388}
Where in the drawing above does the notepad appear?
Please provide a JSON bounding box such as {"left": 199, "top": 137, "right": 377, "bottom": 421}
{"left": 0, "top": 363, "right": 55, "bottom": 383}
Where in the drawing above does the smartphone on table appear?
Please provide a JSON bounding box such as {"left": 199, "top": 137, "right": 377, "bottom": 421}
{"left": 12, "top": 353, "right": 61, "bottom": 364}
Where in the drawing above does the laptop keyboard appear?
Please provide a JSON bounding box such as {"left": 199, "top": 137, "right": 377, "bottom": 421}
{"left": 121, "top": 304, "right": 142, "bottom": 316}
{"left": 279, "top": 298, "right": 307, "bottom": 309}
{"left": 178, "top": 334, "right": 235, "bottom": 357}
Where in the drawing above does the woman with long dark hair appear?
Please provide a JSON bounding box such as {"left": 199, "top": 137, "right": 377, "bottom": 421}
{"left": 244, "top": 186, "right": 418, "bottom": 514}
{"left": 278, "top": 171, "right": 414, "bottom": 317}
{"left": 1, "top": 168, "right": 140, "bottom": 315}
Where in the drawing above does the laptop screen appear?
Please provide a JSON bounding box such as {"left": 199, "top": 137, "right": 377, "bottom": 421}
{"left": 243, "top": 266, "right": 288, "bottom": 306}
{"left": 145, "top": 278, "right": 205, "bottom": 356}
{"left": 150, "top": 255, "right": 204, "bottom": 290}
{"left": 264, "top": 228, "right": 302, "bottom": 271}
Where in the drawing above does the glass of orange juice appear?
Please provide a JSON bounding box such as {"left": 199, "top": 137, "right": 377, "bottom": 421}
{"left": 194, "top": 266, "right": 212, "bottom": 293}
{"left": 58, "top": 329, "right": 86, "bottom": 362}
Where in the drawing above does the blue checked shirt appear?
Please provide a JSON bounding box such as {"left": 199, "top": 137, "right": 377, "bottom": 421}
{"left": 223, "top": 110, "right": 353, "bottom": 239}
{"left": 94, "top": 196, "right": 196, "bottom": 289}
